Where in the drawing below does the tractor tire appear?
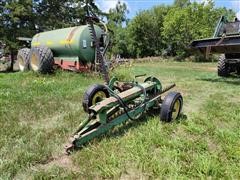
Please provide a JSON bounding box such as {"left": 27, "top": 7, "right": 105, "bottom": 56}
{"left": 237, "top": 68, "right": 240, "bottom": 75}
{"left": 30, "top": 46, "right": 54, "bottom": 74}
{"left": 218, "top": 54, "right": 229, "bottom": 77}
{"left": 82, "top": 84, "right": 109, "bottom": 113}
{"left": 237, "top": 64, "right": 240, "bottom": 75}
{"left": 17, "top": 48, "right": 30, "bottom": 72}
{"left": 160, "top": 92, "right": 183, "bottom": 122}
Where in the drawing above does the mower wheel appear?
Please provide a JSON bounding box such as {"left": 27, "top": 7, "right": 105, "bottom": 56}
{"left": 82, "top": 84, "right": 109, "bottom": 113}
{"left": 218, "top": 54, "right": 229, "bottom": 77}
{"left": 160, "top": 92, "right": 183, "bottom": 122}
{"left": 17, "top": 48, "right": 30, "bottom": 72}
{"left": 30, "top": 46, "right": 54, "bottom": 74}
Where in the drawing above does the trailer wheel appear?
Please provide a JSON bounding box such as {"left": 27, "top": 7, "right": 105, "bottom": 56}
{"left": 17, "top": 48, "right": 30, "bottom": 72}
{"left": 82, "top": 84, "right": 109, "bottom": 113}
{"left": 160, "top": 92, "right": 183, "bottom": 122}
{"left": 218, "top": 54, "right": 229, "bottom": 77}
{"left": 30, "top": 46, "right": 54, "bottom": 74}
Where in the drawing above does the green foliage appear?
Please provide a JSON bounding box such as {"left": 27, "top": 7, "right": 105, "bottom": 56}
{"left": 106, "top": 1, "right": 129, "bottom": 58}
{"left": 174, "top": 0, "right": 191, "bottom": 8}
{"left": 109, "top": 0, "right": 234, "bottom": 59}
{"left": 0, "top": 0, "right": 36, "bottom": 51}
{"left": 111, "top": 65, "right": 134, "bottom": 81}
{"left": 110, "top": 27, "right": 130, "bottom": 57}
{"left": 162, "top": 1, "right": 235, "bottom": 57}
{"left": 35, "top": 0, "right": 103, "bottom": 30}
{"left": 108, "top": 1, "right": 129, "bottom": 28}
{"left": 127, "top": 6, "right": 170, "bottom": 58}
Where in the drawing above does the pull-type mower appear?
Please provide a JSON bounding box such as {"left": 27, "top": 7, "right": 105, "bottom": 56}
{"left": 65, "top": 75, "right": 183, "bottom": 153}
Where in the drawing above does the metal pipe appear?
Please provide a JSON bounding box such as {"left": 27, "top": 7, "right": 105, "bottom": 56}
{"left": 74, "top": 114, "right": 93, "bottom": 134}
{"left": 149, "top": 83, "right": 176, "bottom": 103}
{"left": 161, "top": 83, "right": 176, "bottom": 94}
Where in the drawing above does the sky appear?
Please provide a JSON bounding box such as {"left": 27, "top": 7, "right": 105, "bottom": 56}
{"left": 96, "top": 0, "right": 240, "bottom": 19}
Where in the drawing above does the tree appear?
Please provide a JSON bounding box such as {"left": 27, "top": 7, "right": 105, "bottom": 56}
{"left": 162, "top": 1, "right": 235, "bottom": 57}
{"left": 108, "top": 1, "right": 129, "bottom": 28}
{"left": 174, "top": 0, "right": 191, "bottom": 8}
{"left": 106, "top": 0, "right": 129, "bottom": 57}
{"left": 127, "top": 5, "right": 170, "bottom": 58}
{"left": 127, "top": 10, "right": 156, "bottom": 57}
{"left": 0, "top": 0, "right": 36, "bottom": 71}
{"left": 35, "top": 0, "right": 100, "bottom": 30}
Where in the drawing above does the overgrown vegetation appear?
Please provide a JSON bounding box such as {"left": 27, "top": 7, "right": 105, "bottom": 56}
{"left": 0, "top": 61, "right": 239, "bottom": 178}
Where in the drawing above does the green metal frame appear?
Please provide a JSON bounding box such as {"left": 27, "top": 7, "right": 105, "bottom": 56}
{"left": 66, "top": 77, "right": 175, "bottom": 153}
{"left": 213, "top": 16, "right": 227, "bottom": 37}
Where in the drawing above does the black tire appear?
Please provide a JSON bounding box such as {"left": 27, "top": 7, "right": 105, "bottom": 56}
{"left": 82, "top": 84, "right": 110, "bottom": 113}
{"left": 160, "top": 92, "right": 183, "bottom": 122}
{"left": 237, "top": 64, "right": 240, "bottom": 75}
{"left": 237, "top": 69, "right": 240, "bottom": 75}
{"left": 17, "top": 48, "right": 30, "bottom": 72}
{"left": 30, "top": 46, "right": 54, "bottom": 74}
{"left": 218, "top": 54, "right": 229, "bottom": 77}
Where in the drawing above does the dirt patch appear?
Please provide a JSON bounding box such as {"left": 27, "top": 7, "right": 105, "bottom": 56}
{"left": 206, "top": 138, "right": 219, "bottom": 153}
{"left": 192, "top": 66, "right": 216, "bottom": 72}
{"left": 171, "top": 126, "right": 197, "bottom": 142}
{"left": 39, "top": 154, "right": 80, "bottom": 172}
{"left": 120, "top": 164, "right": 150, "bottom": 180}
{"left": 214, "top": 119, "right": 238, "bottom": 131}
{"left": 14, "top": 153, "right": 81, "bottom": 179}
{"left": 19, "top": 101, "right": 82, "bottom": 130}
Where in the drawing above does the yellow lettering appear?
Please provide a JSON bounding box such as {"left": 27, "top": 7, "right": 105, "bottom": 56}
{"left": 59, "top": 40, "right": 74, "bottom": 45}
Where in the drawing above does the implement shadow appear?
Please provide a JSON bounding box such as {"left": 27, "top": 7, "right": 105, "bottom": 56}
{"left": 0, "top": 70, "right": 19, "bottom": 74}
{"left": 197, "top": 76, "right": 240, "bottom": 86}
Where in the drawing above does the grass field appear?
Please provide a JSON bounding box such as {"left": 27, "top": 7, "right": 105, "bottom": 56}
{"left": 0, "top": 61, "right": 240, "bottom": 179}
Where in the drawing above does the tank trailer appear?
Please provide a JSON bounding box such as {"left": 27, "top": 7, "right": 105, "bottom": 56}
{"left": 17, "top": 16, "right": 109, "bottom": 81}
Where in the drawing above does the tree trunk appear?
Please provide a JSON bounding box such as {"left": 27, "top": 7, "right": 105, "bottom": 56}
{"left": 6, "top": 50, "right": 14, "bottom": 72}
{"left": 10, "top": 51, "right": 14, "bottom": 71}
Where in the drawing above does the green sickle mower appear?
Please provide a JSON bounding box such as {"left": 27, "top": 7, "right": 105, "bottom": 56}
{"left": 65, "top": 75, "right": 183, "bottom": 153}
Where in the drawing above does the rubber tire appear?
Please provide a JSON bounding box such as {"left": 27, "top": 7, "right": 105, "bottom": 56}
{"left": 17, "top": 48, "right": 30, "bottom": 72}
{"left": 160, "top": 92, "right": 183, "bottom": 122}
{"left": 218, "top": 54, "right": 229, "bottom": 77}
{"left": 30, "top": 46, "right": 54, "bottom": 74}
{"left": 82, "top": 84, "right": 110, "bottom": 113}
{"left": 237, "top": 69, "right": 240, "bottom": 75}
{"left": 237, "top": 64, "right": 240, "bottom": 75}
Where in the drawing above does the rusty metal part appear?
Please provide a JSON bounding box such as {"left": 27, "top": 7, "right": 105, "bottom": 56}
{"left": 87, "top": 17, "right": 110, "bottom": 83}
{"left": 65, "top": 142, "right": 75, "bottom": 155}
{"left": 114, "top": 81, "right": 134, "bottom": 92}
